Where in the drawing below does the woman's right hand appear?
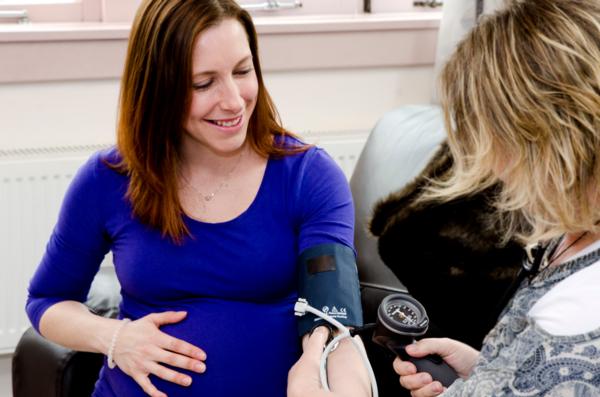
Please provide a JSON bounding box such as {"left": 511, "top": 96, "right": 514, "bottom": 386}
{"left": 111, "top": 311, "right": 207, "bottom": 397}
{"left": 393, "top": 338, "right": 479, "bottom": 397}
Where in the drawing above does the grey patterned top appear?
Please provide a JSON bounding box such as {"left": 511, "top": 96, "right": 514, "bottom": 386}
{"left": 443, "top": 241, "right": 600, "bottom": 396}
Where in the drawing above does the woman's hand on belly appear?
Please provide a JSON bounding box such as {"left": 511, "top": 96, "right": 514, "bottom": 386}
{"left": 112, "top": 311, "right": 207, "bottom": 397}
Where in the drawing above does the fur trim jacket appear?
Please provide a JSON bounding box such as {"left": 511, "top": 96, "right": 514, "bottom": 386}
{"left": 370, "top": 142, "right": 526, "bottom": 348}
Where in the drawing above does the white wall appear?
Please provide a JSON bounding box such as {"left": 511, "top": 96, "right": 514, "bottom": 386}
{"left": 0, "top": 65, "right": 434, "bottom": 150}
{"left": 1, "top": 79, "right": 119, "bottom": 149}
{"left": 267, "top": 66, "right": 435, "bottom": 135}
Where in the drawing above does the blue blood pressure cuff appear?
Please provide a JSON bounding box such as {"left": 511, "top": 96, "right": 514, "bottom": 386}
{"left": 297, "top": 243, "right": 363, "bottom": 336}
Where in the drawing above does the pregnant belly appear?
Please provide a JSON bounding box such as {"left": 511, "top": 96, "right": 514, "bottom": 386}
{"left": 103, "top": 298, "right": 300, "bottom": 397}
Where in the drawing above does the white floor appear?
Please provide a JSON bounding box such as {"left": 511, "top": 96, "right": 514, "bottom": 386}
{"left": 0, "top": 355, "right": 11, "bottom": 397}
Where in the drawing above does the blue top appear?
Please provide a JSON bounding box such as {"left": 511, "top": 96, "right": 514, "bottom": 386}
{"left": 26, "top": 140, "right": 355, "bottom": 397}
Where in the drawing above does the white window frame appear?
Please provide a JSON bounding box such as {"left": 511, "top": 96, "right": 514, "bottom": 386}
{"left": 237, "top": 0, "right": 363, "bottom": 16}
{"left": 369, "top": 0, "right": 443, "bottom": 13}
{"left": 0, "top": 0, "right": 140, "bottom": 23}
{"left": 0, "top": 0, "right": 368, "bottom": 24}
{"left": 0, "top": 0, "right": 443, "bottom": 24}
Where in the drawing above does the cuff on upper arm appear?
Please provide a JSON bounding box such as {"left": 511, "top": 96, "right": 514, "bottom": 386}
{"left": 296, "top": 243, "right": 363, "bottom": 336}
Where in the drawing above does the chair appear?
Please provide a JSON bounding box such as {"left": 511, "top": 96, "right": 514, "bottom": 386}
{"left": 352, "top": 105, "right": 448, "bottom": 397}
{"left": 12, "top": 266, "right": 121, "bottom": 397}
{"left": 353, "top": 105, "right": 525, "bottom": 397}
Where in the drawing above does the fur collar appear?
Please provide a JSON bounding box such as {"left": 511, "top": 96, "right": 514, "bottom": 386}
{"left": 368, "top": 141, "right": 525, "bottom": 347}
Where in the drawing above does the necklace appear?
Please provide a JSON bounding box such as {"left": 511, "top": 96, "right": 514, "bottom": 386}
{"left": 500, "top": 230, "right": 589, "bottom": 306}
{"left": 182, "top": 150, "right": 244, "bottom": 202}
{"left": 542, "top": 231, "right": 589, "bottom": 269}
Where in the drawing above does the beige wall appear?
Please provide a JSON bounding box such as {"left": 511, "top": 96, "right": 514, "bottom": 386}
{"left": 0, "top": 65, "right": 434, "bottom": 150}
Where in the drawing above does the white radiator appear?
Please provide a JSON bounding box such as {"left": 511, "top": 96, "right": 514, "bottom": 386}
{"left": 0, "top": 132, "right": 367, "bottom": 354}
{"left": 0, "top": 145, "right": 108, "bottom": 354}
{"left": 304, "top": 131, "right": 368, "bottom": 179}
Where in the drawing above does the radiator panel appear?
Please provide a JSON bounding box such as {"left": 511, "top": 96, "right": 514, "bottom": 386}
{"left": 0, "top": 155, "right": 91, "bottom": 353}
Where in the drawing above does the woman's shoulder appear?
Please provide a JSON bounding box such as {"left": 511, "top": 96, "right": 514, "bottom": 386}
{"left": 275, "top": 134, "right": 311, "bottom": 153}
{"left": 273, "top": 135, "right": 349, "bottom": 199}
{"left": 76, "top": 146, "right": 127, "bottom": 188}
{"left": 275, "top": 134, "right": 332, "bottom": 168}
{"left": 97, "top": 145, "right": 122, "bottom": 164}
{"left": 85, "top": 146, "right": 121, "bottom": 171}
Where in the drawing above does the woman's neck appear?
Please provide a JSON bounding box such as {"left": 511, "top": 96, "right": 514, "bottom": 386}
{"left": 180, "top": 141, "right": 248, "bottom": 177}
{"left": 551, "top": 231, "right": 600, "bottom": 267}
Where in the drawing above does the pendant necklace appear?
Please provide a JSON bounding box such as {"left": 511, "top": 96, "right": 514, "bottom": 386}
{"left": 182, "top": 149, "right": 244, "bottom": 202}
{"left": 541, "top": 231, "right": 589, "bottom": 270}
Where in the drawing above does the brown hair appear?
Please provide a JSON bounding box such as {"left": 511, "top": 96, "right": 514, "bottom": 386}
{"left": 113, "top": 0, "right": 304, "bottom": 242}
{"left": 426, "top": 0, "right": 600, "bottom": 244}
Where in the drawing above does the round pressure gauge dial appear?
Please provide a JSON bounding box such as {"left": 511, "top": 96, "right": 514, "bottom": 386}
{"left": 385, "top": 302, "right": 419, "bottom": 326}
{"left": 376, "top": 293, "right": 429, "bottom": 338}
{"left": 372, "top": 292, "right": 459, "bottom": 387}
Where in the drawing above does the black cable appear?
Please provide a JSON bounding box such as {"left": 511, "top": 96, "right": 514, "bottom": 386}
{"left": 350, "top": 323, "right": 377, "bottom": 337}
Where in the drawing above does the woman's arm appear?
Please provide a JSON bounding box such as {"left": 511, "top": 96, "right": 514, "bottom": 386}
{"left": 289, "top": 148, "right": 369, "bottom": 395}
{"left": 288, "top": 327, "right": 371, "bottom": 397}
{"left": 40, "top": 300, "right": 207, "bottom": 397}
{"left": 39, "top": 300, "right": 117, "bottom": 354}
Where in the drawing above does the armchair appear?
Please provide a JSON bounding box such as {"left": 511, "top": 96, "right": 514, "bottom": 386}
{"left": 352, "top": 105, "right": 448, "bottom": 397}
{"left": 12, "top": 266, "right": 121, "bottom": 397}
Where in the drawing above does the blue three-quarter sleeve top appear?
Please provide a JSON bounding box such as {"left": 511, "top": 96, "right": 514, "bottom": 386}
{"left": 26, "top": 138, "right": 355, "bottom": 397}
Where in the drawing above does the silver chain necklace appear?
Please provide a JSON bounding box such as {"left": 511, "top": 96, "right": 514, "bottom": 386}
{"left": 182, "top": 150, "right": 244, "bottom": 202}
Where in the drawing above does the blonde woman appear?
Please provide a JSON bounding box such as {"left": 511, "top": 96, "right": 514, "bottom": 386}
{"left": 394, "top": 0, "right": 600, "bottom": 396}
{"left": 290, "top": 0, "right": 600, "bottom": 396}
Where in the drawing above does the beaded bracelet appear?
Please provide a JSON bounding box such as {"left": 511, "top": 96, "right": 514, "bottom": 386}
{"left": 107, "top": 318, "right": 131, "bottom": 369}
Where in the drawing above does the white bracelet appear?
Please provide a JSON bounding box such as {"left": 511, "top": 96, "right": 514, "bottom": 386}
{"left": 107, "top": 318, "right": 131, "bottom": 369}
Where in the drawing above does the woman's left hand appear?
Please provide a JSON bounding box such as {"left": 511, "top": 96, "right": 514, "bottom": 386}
{"left": 393, "top": 337, "right": 479, "bottom": 397}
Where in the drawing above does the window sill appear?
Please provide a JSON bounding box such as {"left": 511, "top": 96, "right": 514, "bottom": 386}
{"left": 0, "top": 12, "right": 441, "bottom": 83}
{"left": 0, "top": 22, "right": 130, "bottom": 42}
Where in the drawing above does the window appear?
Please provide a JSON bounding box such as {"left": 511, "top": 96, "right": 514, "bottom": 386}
{"left": 369, "top": 0, "right": 443, "bottom": 13}
{"left": 0, "top": 0, "right": 367, "bottom": 24}
{"left": 0, "top": 0, "right": 139, "bottom": 23}
{"left": 0, "top": 0, "right": 443, "bottom": 24}
{"left": 0, "top": 1, "right": 81, "bottom": 23}
{"left": 237, "top": 0, "right": 363, "bottom": 16}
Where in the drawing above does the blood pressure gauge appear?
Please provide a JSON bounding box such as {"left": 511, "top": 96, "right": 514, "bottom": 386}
{"left": 378, "top": 294, "right": 429, "bottom": 336}
{"left": 372, "top": 293, "right": 459, "bottom": 387}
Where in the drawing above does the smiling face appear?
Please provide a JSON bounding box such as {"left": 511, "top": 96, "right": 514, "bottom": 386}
{"left": 183, "top": 18, "right": 258, "bottom": 158}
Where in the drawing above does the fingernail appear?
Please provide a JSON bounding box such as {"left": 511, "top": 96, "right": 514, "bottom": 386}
{"left": 183, "top": 377, "right": 192, "bottom": 386}
{"left": 433, "top": 382, "right": 443, "bottom": 393}
{"left": 405, "top": 344, "right": 417, "bottom": 353}
{"left": 194, "top": 363, "right": 206, "bottom": 373}
{"left": 310, "top": 326, "right": 328, "bottom": 337}
{"left": 420, "top": 373, "right": 432, "bottom": 383}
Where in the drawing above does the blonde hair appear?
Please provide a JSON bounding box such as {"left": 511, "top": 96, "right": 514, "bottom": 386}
{"left": 428, "top": 0, "right": 600, "bottom": 245}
